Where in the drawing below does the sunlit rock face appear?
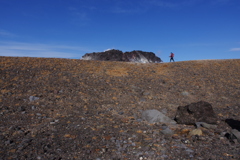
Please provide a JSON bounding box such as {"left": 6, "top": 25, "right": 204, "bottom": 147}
{"left": 82, "top": 49, "right": 162, "bottom": 63}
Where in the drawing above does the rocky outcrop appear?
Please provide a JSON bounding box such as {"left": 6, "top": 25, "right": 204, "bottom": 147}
{"left": 82, "top": 49, "right": 162, "bottom": 63}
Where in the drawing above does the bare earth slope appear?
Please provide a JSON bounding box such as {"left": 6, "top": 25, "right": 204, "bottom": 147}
{"left": 1, "top": 57, "right": 240, "bottom": 159}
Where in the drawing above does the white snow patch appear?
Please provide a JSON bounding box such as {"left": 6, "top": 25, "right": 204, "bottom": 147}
{"left": 82, "top": 56, "right": 92, "bottom": 60}
{"left": 104, "top": 48, "right": 114, "bottom": 52}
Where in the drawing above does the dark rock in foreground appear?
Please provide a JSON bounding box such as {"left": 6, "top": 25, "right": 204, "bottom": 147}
{"left": 82, "top": 49, "right": 162, "bottom": 63}
{"left": 174, "top": 101, "right": 218, "bottom": 125}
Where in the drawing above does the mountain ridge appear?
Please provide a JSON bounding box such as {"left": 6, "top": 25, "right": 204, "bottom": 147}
{"left": 82, "top": 49, "right": 162, "bottom": 63}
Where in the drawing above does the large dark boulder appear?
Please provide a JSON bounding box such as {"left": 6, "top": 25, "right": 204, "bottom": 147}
{"left": 82, "top": 49, "right": 162, "bottom": 63}
{"left": 174, "top": 101, "right": 218, "bottom": 125}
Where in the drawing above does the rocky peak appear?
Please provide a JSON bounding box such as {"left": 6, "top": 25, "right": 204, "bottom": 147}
{"left": 82, "top": 49, "right": 162, "bottom": 63}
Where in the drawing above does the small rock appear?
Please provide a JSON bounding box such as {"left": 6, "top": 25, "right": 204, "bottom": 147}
{"left": 5, "top": 140, "right": 14, "bottom": 145}
{"left": 189, "top": 129, "right": 203, "bottom": 136}
{"left": 181, "top": 91, "right": 189, "bottom": 96}
{"left": 191, "top": 135, "right": 200, "bottom": 142}
{"left": 29, "top": 96, "right": 39, "bottom": 102}
{"left": 230, "top": 129, "right": 240, "bottom": 143}
{"left": 137, "top": 119, "right": 142, "bottom": 122}
{"left": 102, "top": 148, "right": 106, "bottom": 153}
{"left": 118, "top": 111, "right": 124, "bottom": 115}
{"left": 143, "top": 91, "right": 150, "bottom": 96}
{"left": 181, "top": 139, "right": 191, "bottom": 144}
{"left": 196, "top": 122, "right": 217, "bottom": 129}
{"left": 186, "top": 148, "right": 194, "bottom": 153}
{"left": 140, "top": 98, "right": 146, "bottom": 102}
{"left": 18, "top": 106, "right": 25, "bottom": 112}
{"left": 160, "top": 124, "right": 174, "bottom": 136}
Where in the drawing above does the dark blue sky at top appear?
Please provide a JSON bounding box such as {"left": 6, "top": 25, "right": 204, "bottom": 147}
{"left": 0, "top": 0, "right": 239, "bottom": 62}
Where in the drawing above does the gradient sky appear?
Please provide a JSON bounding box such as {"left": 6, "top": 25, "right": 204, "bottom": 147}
{"left": 0, "top": 0, "right": 240, "bottom": 62}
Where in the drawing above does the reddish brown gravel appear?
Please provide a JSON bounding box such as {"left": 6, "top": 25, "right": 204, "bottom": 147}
{"left": 1, "top": 57, "right": 240, "bottom": 159}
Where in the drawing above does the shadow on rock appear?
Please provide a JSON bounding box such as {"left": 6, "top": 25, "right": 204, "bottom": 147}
{"left": 225, "top": 119, "right": 240, "bottom": 131}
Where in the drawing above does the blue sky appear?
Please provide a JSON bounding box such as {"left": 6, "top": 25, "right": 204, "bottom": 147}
{"left": 0, "top": 0, "right": 240, "bottom": 62}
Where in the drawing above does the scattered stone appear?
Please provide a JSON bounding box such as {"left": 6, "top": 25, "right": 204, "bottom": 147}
{"left": 189, "top": 129, "right": 203, "bottom": 136}
{"left": 142, "top": 109, "right": 176, "bottom": 124}
{"left": 230, "top": 129, "right": 240, "bottom": 143}
{"left": 181, "top": 91, "right": 189, "bottom": 96}
{"left": 137, "top": 119, "right": 142, "bottom": 122}
{"left": 174, "top": 101, "right": 218, "bottom": 125}
{"left": 29, "top": 96, "right": 39, "bottom": 102}
{"left": 18, "top": 106, "right": 25, "bottom": 112}
{"left": 118, "top": 111, "right": 124, "bottom": 115}
{"left": 195, "top": 122, "right": 217, "bottom": 129}
{"left": 5, "top": 140, "right": 14, "bottom": 145}
{"left": 139, "top": 98, "right": 146, "bottom": 102}
{"left": 185, "top": 148, "right": 194, "bottom": 153}
{"left": 160, "top": 124, "right": 174, "bottom": 136}
{"left": 142, "top": 91, "right": 150, "bottom": 96}
{"left": 49, "top": 119, "right": 59, "bottom": 125}
{"left": 181, "top": 139, "right": 191, "bottom": 144}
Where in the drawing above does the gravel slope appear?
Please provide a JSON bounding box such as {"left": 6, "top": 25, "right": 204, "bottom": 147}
{"left": 1, "top": 57, "right": 240, "bottom": 159}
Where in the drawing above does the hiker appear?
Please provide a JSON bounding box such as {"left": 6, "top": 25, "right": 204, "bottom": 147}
{"left": 169, "top": 52, "right": 175, "bottom": 62}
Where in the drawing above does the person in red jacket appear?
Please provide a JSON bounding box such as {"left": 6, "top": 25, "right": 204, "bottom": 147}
{"left": 170, "top": 52, "right": 175, "bottom": 62}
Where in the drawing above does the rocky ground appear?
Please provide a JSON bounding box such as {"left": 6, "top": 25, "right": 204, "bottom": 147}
{"left": 0, "top": 57, "right": 240, "bottom": 160}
